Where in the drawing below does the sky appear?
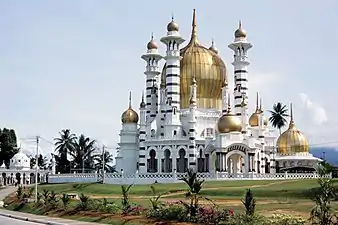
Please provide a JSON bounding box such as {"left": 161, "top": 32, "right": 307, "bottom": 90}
{"left": 0, "top": 0, "right": 337, "bottom": 157}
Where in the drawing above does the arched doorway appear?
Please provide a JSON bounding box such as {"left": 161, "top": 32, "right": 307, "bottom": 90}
{"left": 176, "top": 149, "right": 187, "bottom": 173}
{"left": 147, "top": 150, "right": 158, "bottom": 173}
{"left": 162, "top": 149, "right": 172, "bottom": 172}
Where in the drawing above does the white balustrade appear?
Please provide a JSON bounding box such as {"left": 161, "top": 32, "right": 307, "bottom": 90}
{"left": 47, "top": 172, "right": 331, "bottom": 185}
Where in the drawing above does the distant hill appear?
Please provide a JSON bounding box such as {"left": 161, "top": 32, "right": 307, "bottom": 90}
{"left": 310, "top": 147, "right": 338, "bottom": 165}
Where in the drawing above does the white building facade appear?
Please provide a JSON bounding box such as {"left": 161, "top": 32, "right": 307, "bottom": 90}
{"left": 114, "top": 10, "right": 321, "bottom": 179}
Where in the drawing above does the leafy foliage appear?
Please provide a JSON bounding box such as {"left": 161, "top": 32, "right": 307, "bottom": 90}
{"left": 121, "top": 184, "right": 133, "bottom": 214}
{"left": 310, "top": 162, "right": 337, "bottom": 225}
{"left": 93, "top": 151, "right": 114, "bottom": 173}
{"left": 77, "top": 193, "right": 90, "bottom": 210}
{"left": 242, "top": 189, "right": 256, "bottom": 216}
{"left": 0, "top": 128, "right": 18, "bottom": 168}
{"left": 61, "top": 193, "right": 70, "bottom": 209}
{"left": 149, "top": 185, "right": 165, "bottom": 210}
{"left": 268, "top": 102, "right": 289, "bottom": 134}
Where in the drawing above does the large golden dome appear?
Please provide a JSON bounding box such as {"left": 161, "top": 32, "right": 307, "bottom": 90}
{"left": 121, "top": 93, "right": 139, "bottom": 124}
{"left": 276, "top": 104, "right": 309, "bottom": 154}
{"left": 161, "top": 9, "right": 227, "bottom": 109}
{"left": 217, "top": 100, "right": 242, "bottom": 133}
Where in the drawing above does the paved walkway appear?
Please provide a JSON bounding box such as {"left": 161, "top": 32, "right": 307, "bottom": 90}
{"left": 0, "top": 186, "right": 102, "bottom": 225}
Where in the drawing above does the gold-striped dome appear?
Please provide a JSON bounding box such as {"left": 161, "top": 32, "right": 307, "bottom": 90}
{"left": 217, "top": 99, "right": 242, "bottom": 133}
{"left": 276, "top": 104, "right": 309, "bottom": 154}
{"left": 234, "top": 21, "right": 247, "bottom": 38}
{"left": 121, "top": 93, "right": 139, "bottom": 124}
{"left": 161, "top": 9, "right": 227, "bottom": 109}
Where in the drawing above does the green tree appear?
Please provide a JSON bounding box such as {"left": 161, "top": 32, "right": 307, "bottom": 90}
{"left": 268, "top": 102, "right": 289, "bottom": 134}
{"left": 30, "top": 154, "right": 48, "bottom": 169}
{"left": 93, "top": 151, "right": 114, "bottom": 172}
{"left": 0, "top": 128, "right": 18, "bottom": 168}
{"left": 54, "top": 129, "right": 76, "bottom": 173}
{"left": 310, "top": 161, "right": 336, "bottom": 225}
{"left": 70, "top": 134, "right": 96, "bottom": 172}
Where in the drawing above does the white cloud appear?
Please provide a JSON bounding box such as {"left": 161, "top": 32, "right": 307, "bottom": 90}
{"left": 299, "top": 93, "right": 328, "bottom": 125}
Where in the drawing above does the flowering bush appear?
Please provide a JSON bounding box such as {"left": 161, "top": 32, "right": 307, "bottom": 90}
{"left": 125, "top": 205, "right": 147, "bottom": 215}
{"left": 196, "top": 205, "right": 234, "bottom": 224}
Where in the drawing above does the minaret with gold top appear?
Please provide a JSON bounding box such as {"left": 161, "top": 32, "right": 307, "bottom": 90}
{"left": 160, "top": 15, "right": 185, "bottom": 138}
{"left": 228, "top": 21, "right": 253, "bottom": 116}
{"left": 141, "top": 34, "right": 162, "bottom": 126}
{"left": 188, "top": 76, "right": 198, "bottom": 170}
{"left": 138, "top": 92, "right": 147, "bottom": 173}
{"left": 116, "top": 92, "right": 139, "bottom": 174}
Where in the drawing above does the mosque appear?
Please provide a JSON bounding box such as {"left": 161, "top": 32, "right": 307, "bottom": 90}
{"left": 115, "top": 10, "right": 321, "bottom": 176}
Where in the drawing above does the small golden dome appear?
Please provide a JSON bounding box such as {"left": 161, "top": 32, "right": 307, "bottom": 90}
{"left": 161, "top": 9, "right": 227, "bottom": 109}
{"left": 249, "top": 92, "right": 260, "bottom": 127}
{"left": 209, "top": 39, "right": 218, "bottom": 54}
{"left": 217, "top": 97, "right": 242, "bottom": 133}
{"left": 234, "top": 21, "right": 247, "bottom": 38}
{"left": 277, "top": 103, "right": 309, "bottom": 154}
{"left": 147, "top": 35, "right": 158, "bottom": 50}
{"left": 167, "top": 17, "right": 179, "bottom": 32}
{"left": 121, "top": 92, "right": 139, "bottom": 124}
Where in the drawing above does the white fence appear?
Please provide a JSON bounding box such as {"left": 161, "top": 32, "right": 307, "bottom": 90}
{"left": 48, "top": 172, "right": 330, "bottom": 185}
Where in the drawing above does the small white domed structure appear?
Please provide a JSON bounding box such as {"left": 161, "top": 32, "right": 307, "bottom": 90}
{"left": 10, "top": 151, "right": 30, "bottom": 170}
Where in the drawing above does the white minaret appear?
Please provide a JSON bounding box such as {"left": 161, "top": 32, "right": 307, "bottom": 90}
{"left": 141, "top": 34, "right": 162, "bottom": 125}
{"left": 160, "top": 15, "right": 185, "bottom": 138}
{"left": 188, "top": 76, "right": 197, "bottom": 171}
{"left": 240, "top": 92, "right": 249, "bottom": 134}
{"left": 228, "top": 21, "right": 253, "bottom": 116}
{"left": 221, "top": 82, "right": 229, "bottom": 114}
{"left": 115, "top": 92, "right": 139, "bottom": 174}
{"left": 138, "top": 92, "right": 147, "bottom": 173}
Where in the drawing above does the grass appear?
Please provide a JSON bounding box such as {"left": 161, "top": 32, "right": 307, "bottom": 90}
{"left": 6, "top": 179, "right": 338, "bottom": 224}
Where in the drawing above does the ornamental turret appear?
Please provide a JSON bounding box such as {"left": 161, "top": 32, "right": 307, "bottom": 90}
{"left": 228, "top": 21, "right": 253, "bottom": 116}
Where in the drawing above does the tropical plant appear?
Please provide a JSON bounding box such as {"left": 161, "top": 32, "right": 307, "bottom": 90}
{"left": 149, "top": 186, "right": 165, "bottom": 210}
{"left": 179, "top": 169, "right": 205, "bottom": 220}
{"left": 242, "top": 189, "right": 256, "bottom": 216}
{"left": 16, "top": 186, "right": 23, "bottom": 200}
{"left": 268, "top": 102, "right": 289, "bottom": 134}
{"left": 47, "top": 190, "right": 59, "bottom": 208}
{"left": 93, "top": 151, "right": 114, "bottom": 173}
{"left": 78, "top": 193, "right": 90, "bottom": 210}
{"left": 60, "top": 193, "right": 70, "bottom": 209}
{"left": 121, "top": 184, "right": 133, "bottom": 214}
{"left": 30, "top": 154, "right": 48, "bottom": 169}
{"left": 70, "top": 134, "right": 96, "bottom": 172}
{"left": 42, "top": 189, "right": 50, "bottom": 203}
{"left": 310, "top": 162, "right": 336, "bottom": 225}
{"left": 54, "top": 129, "right": 76, "bottom": 173}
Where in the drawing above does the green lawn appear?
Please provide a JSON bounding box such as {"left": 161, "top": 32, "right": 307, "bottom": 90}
{"left": 38, "top": 179, "right": 324, "bottom": 199}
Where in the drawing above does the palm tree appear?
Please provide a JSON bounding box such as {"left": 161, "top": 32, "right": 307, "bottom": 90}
{"left": 268, "top": 102, "right": 289, "bottom": 134}
{"left": 70, "top": 134, "right": 96, "bottom": 172}
{"left": 93, "top": 151, "right": 114, "bottom": 173}
{"left": 54, "top": 129, "right": 77, "bottom": 173}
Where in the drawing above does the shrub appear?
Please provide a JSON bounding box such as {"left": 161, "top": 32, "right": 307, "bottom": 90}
{"left": 242, "top": 189, "right": 256, "bottom": 216}
{"left": 77, "top": 193, "right": 90, "bottom": 210}
{"left": 147, "top": 203, "right": 187, "bottom": 222}
{"left": 61, "top": 194, "right": 70, "bottom": 210}
{"left": 121, "top": 184, "right": 133, "bottom": 214}
{"left": 269, "top": 214, "right": 306, "bottom": 225}
{"left": 149, "top": 186, "right": 165, "bottom": 210}
{"left": 196, "top": 205, "right": 233, "bottom": 224}
{"left": 16, "top": 186, "right": 23, "bottom": 201}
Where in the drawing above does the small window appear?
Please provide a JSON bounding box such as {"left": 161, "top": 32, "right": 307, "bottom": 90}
{"left": 173, "top": 130, "right": 177, "bottom": 136}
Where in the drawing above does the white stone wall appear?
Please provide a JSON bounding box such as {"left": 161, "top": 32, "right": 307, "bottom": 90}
{"left": 47, "top": 172, "right": 330, "bottom": 185}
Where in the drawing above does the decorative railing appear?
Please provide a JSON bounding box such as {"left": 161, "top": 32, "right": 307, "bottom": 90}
{"left": 48, "top": 172, "right": 331, "bottom": 185}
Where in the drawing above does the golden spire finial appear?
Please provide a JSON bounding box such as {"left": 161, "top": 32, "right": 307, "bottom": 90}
{"left": 190, "top": 9, "right": 199, "bottom": 44}
{"left": 191, "top": 74, "right": 197, "bottom": 85}
{"left": 128, "top": 91, "right": 132, "bottom": 108}
{"left": 255, "top": 92, "right": 259, "bottom": 111}
{"left": 259, "top": 97, "right": 263, "bottom": 112}
{"left": 239, "top": 20, "right": 242, "bottom": 28}
{"left": 141, "top": 91, "right": 144, "bottom": 102}
{"left": 289, "top": 103, "right": 295, "bottom": 128}
{"left": 171, "top": 13, "right": 174, "bottom": 22}
{"left": 227, "top": 94, "right": 231, "bottom": 112}
{"left": 151, "top": 32, "right": 154, "bottom": 40}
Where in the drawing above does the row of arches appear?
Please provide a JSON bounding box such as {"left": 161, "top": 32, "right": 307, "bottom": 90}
{"left": 0, "top": 172, "right": 47, "bottom": 186}
{"left": 147, "top": 148, "right": 210, "bottom": 173}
